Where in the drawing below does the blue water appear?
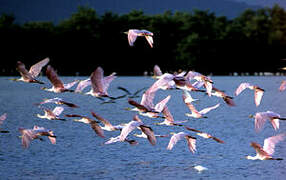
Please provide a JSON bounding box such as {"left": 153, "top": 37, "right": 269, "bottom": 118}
{"left": 1, "top": 76, "right": 286, "bottom": 179}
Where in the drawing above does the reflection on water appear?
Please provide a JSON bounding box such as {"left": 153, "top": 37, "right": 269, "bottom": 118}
{"left": 1, "top": 76, "right": 286, "bottom": 179}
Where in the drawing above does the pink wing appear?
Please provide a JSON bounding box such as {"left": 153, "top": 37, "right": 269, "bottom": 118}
{"left": 127, "top": 29, "right": 138, "bottom": 46}
{"left": 90, "top": 67, "right": 105, "bottom": 94}
{"left": 254, "top": 112, "right": 268, "bottom": 132}
{"left": 234, "top": 83, "right": 251, "bottom": 96}
{"left": 263, "top": 133, "right": 286, "bottom": 155}
{"left": 185, "top": 136, "right": 197, "bottom": 154}
{"left": 145, "top": 36, "right": 153, "bottom": 48}
{"left": 162, "top": 106, "right": 174, "bottom": 123}
{"left": 119, "top": 121, "right": 143, "bottom": 142}
{"left": 46, "top": 65, "right": 64, "bottom": 88}
{"left": 64, "top": 80, "right": 79, "bottom": 89}
{"left": 75, "top": 78, "right": 91, "bottom": 93}
{"left": 29, "top": 57, "right": 50, "bottom": 78}
{"left": 153, "top": 65, "right": 162, "bottom": 77}
{"left": 199, "top": 103, "right": 220, "bottom": 115}
{"left": 167, "top": 132, "right": 186, "bottom": 150}
{"left": 103, "top": 72, "right": 116, "bottom": 93}
{"left": 154, "top": 95, "right": 171, "bottom": 113}
{"left": 254, "top": 89, "right": 264, "bottom": 106}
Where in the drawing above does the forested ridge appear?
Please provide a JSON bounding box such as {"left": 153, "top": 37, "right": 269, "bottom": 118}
{"left": 1, "top": 5, "right": 286, "bottom": 76}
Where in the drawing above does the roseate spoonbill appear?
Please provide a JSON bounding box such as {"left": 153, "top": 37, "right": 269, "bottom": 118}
{"left": 235, "top": 82, "right": 264, "bottom": 106}
{"left": 35, "top": 97, "right": 79, "bottom": 108}
{"left": 155, "top": 106, "right": 187, "bottom": 126}
{"left": 36, "top": 106, "right": 65, "bottom": 121}
{"left": 184, "top": 100, "right": 220, "bottom": 119}
{"left": 11, "top": 57, "right": 49, "bottom": 84}
{"left": 18, "top": 125, "right": 56, "bottom": 148}
{"left": 152, "top": 65, "right": 163, "bottom": 79}
{"left": 185, "top": 71, "right": 213, "bottom": 96}
{"left": 104, "top": 136, "right": 139, "bottom": 146}
{"left": 91, "top": 112, "right": 124, "bottom": 131}
{"left": 85, "top": 67, "right": 117, "bottom": 98}
{"left": 0, "top": 113, "right": 9, "bottom": 133}
{"left": 125, "top": 29, "right": 154, "bottom": 48}
{"left": 42, "top": 65, "right": 78, "bottom": 93}
{"left": 246, "top": 133, "right": 286, "bottom": 160}
{"left": 65, "top": 114, "right": 104, "bottom": 138}
{"left": 185, "top": 126, "right": 224, "bottom": 143}
{"left": 211, "top": 87, "right": 235, "bottom": 106}
{"left": 249, "top": 111, "right": 286, "bottom": 132}
{"left": 167, "top": 132, "right": 197, "bottom": 154}
{"left": 119, "top": 115, "right": 156, "bottom": 145}
{"left": 75, "top": 78, "right": 91, "bottom": 93}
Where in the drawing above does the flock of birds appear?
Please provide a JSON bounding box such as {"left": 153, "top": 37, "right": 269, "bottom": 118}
{"left": 2, "top": 30, "right": 286, "bottom": 172}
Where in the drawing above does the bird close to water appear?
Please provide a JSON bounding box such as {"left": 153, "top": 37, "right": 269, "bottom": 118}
{"left": 75, "top": 78, "right": 91, "bottom": 94}
{"left": 65, "top": 114, "right": 104, "bottom": 138}
{"left": 152, "top": 64, "right": 163, "bottom": 79}
{"left": 36, "top": 106, "right": 65, "bottom": 121}
{"left": 211, "top": 87, "right": 235, "bottom": 107}
{"left": 125, "top": 29, "right": 154, "bottom": 48}
{"left": 185, "top": 126, "right": 224, "bottom": 143}
{"left": 155, "top": 106, "right": 187, "bottom": 126}
{"left": 35, "top": 97, "right": 79, "bottom": 108}
{"left": 246, "top": 133, "right": 286, "bottom": 160}
{"left": 42, "top": 65, "right": 78, "bottom": 93}
{"left": 85, "top": 67, "right": 117, "bottom": 98}
{"left": 18, "top": 125, "right": 56, "bottom": 148}
{"left": 249, "top": 111, "right": 286, "bottom": 132}
{"left": 185, "top": 71, "right": 213, "bottom": 96}
{"left": 184, "top": 99, "right": 220, "bottom": 119}
{"left": 167, "top": 132, "right": 197, "bottom": 153}
{"left": 235, "top": 82, "right": 264, "bottom": 106}
{"left": 119, "top": 115, "right": 157, "bottom": 145}
{"left": 0, "top": 113, "right": 9, "bottom": 133}
{"left": 91, "top": 112, "right": 124, "bottom": 131}
{"left": 12, "top": 57, "right": 49, "bottom": 84}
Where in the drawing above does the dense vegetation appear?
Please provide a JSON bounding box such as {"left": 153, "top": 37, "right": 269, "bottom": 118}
{"left": 1, "top": 5, "right": 286, "bottom": 76}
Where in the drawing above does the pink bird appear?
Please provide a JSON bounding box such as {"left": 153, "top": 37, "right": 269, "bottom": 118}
{"left": 12, "top": 57, "right": 49, "bottom": 84}
{"left": 249, "top": 111, "right": 286, "bottom": 132}
{"left": 155, "top": 106, "right": 187, "bottom": 126}
{"left": 0, "top": 113, "right": 9, "bottom": 133}
{"left": 235, "top": 82, "right": 264, "bottom": 106}
{"left": 36, "top": 106, "right": 66, "bottom": 121}
{"left": 246, "top": 133, "right": 286, "bottom": 160}
{"left": 18, "top": 126, "right": 56, "bottom": 148}
{"left": 167, "top": 132, "right": 197, "bottom": 154}
{"left": 279, "top": 80, "right": 286, "bottom": 92}
{"left": 42, "top": 65, "right": 78, "bottom": 93}
{"left": 125, "top": 29, "right": 154, "bottom": 48}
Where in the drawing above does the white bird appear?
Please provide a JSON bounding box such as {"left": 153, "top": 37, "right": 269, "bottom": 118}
{"left": 18, "top": 125, "right": 56, "bottom": 148}
{"left": 193, "top": 165, "right": 208, "bottom": 172}
{"left": 184, "top": 100, "right": 220, "bottom": 119}
{"left": 167, "top": 132, "right": 197, "bottom": 154}
{"left": 249, "top": 111, "right": 286, "bottom": 132}
{"left": 155, "top": 106, "right": 187, "bottom": 126}
{"left": 36, "top": 106, "right": 65, "bottom": 121}
{"left": 235, "top": 82, "right": 264, "bottom": 106}
{"left": 0, "top": 113, "right": 9, "bottom": 133}
{"left": 185, "top": 126, "right": 225, "bottom": 143}
{"left": 75, "top": 78, "right": 91, "bottom": 93}
{"left": 126, "top": 29, "right": 154, "bottom": 48}
{"left": 104, "top": 135, "right": 139, "bottom": 146}
{"left": 185, "top": 71, "right": 213, "bottom": 96}
{"left": 65, "top": 114, "right": 105, "bottom": 138}
{"left": 246, "top": 133, "right": 286, "bottom": 160}
{"left": 35, "top": 97, "right": 79, "bottom": 108}
{"left": 91, "top": 112, "right": 124, "bottom": 131}
{"left": 12, "top": 57, "right": 49, "bottom": 84}
{"left": 119, "top": 115, "right": 156, "bottom": 145}
{"left": 42, "top": 65, "right": 78, "bottom": 93}
{"left": 85, "top": 67, "right": 117, "bottom": 98}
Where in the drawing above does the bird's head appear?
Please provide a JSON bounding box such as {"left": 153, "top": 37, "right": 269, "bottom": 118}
{"left": 248, "top": 114, "right": 254, "bottom": 118}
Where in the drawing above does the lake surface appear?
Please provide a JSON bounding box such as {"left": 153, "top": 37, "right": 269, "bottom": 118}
{"left": 1, "top": 76, "right": 286, "bottom": 179}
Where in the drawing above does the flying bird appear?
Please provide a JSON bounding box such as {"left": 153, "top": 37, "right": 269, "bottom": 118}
{"left": 11, "top": 57, "right": 49, "bottom": 84}
{"left": 185, "top": 126, "right": 224, "bottom": 143}
{"left": 155, "top": 106, "right": 187, "bottom": 126}
{"left": 211, "top": 87, "right": 235, "bottom": 106}
{"left": 85, "top": 67, "right": 117, "bottom": 99}
{"left": 36, "top": 106, "right": 65, "bottom": 121}
{"left": 66, "top": 114, "right": 104, "bottom": 138}
{"left": 167, "top": 132, "right": 197, "bottom": 154}
{"left": 18, "top": 125, "right": 56, "bottom": 148}
{"left": 246, "top": 133, "right": 286, "bottom": 160}
{"left": 235, "top": 82, "right": 264, "bottom": 106}
{"left": 279, "top": 80, "right": 286, "bottom": 92}
{"left": 75, "top": 78, "right": 91, "bottom": 94}
{"left": 152, "top": 64, "right": 163, "bottom": 79}
{"left": 42, "top": 65, "right": 78, "bottom": 93}
{"left": 91, "top": 112, "right": 124, "bottom": 131}
{"left": 184, "top": 99, "right": 220, "bottom": 119}
{"left": 249, "top": 111, "right": 286, "bottom": 132}
{"left": 185, "top": 71, "right": 213, "bottom": 96}
{"left": 125, "top": 29, "right": 154, "bottom": 48}
{"left": 35, "top": 97, "right": 79, "bottom": 108}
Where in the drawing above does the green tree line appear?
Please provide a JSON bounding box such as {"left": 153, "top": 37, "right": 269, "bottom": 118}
{"left": 1, "top": 5, "right": 286, "bottom": 76}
